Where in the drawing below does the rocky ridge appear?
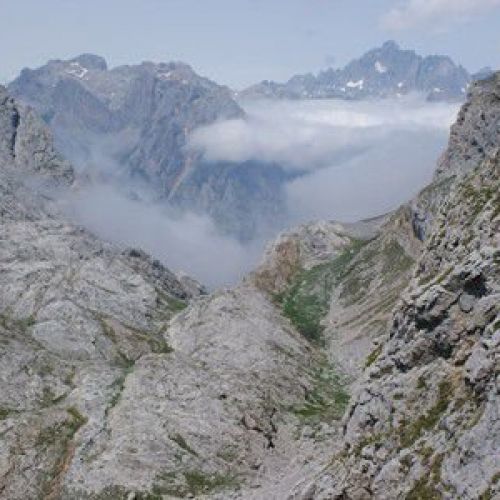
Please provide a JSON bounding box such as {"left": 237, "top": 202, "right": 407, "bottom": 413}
{"left": 8, "top": 56, "right": 286, "bottom": 240}
{"left": 240, "top": 41, "right": 479, "bottom": 102}
{"left": 283, "top": 72, "right": 499, "bottom": 500}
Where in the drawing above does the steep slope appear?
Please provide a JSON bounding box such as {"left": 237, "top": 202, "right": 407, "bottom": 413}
{"left": 241, "top": 41, "right": 472, "bottom": 102}
{"left": 252, "top": 208, "right": 420, "bottom": 380}
{"left": 287, "top": 72, "right": 500, "bottom": 500}
{"left": 8, "top": 56, "right": 286, "bottom": 239}
{"left": 0, "top": 87, "right": 345, "bottom": 499}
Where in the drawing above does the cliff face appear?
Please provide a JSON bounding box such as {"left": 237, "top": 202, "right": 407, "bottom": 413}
{"left": 289, "top": 74, "right": 499, "bottom": 500}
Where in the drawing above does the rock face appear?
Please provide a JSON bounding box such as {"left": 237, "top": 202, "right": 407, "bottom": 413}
{"left": 8, "top": 56, "right": 286, "bottom": 239}
{"left": 241, "top": 41, "right": 472, "bottom": 102}
{"left": 0, "top": 86, "right": 345, "bottom": 499}
{"left": 0, "top": 69, "right": 498, "bottom": 499}
{"left": 289, "top": 73, "right": 500, "bottom": 500}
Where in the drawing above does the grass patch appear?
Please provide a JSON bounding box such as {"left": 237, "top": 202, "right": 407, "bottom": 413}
{"left": 380, "top": 240, "right": 414, "bottom": 283}
{"left": 106, "top": 364, "right": 135, "bottom": 415}
{"left": 365, "top": 344, "right": 383, "bottom": 368}
{"left": 400, "top": 380, "right": 452, "bottom": 449}
{"left": 292, "top": 362, "right": 349, "bottom": 423}
{"left": 0, "top": 313, "right": 36, "bottom": 333}
{"left": 279, "top": 239, "right": 367, "bottom": 343}
{"left": 183, "top": 470, "right": 237, "bottom": 495}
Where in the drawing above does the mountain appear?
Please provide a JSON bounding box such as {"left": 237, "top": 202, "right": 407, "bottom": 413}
{"left": 288, "top": 72, "right": 500, "bottom": 499}
{"left": 240, "top": 41, "right": 473, "bottom": 102}
{"left": 8, "top": 55, "right": 287, "bottom": 239}
{"left": 0, "top": 69, "right": 498, "bottom": 498}
{"left": 0, "top": 85, "right": 322, "bottom": 498}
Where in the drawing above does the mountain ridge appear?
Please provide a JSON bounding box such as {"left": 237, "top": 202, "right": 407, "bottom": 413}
{"left": 240, "top": 40, "right": 492, "bottom": 103}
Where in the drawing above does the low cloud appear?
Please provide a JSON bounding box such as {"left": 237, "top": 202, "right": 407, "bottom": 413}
{"left": 65, "top": 184, "right": 264, "bottom": 288}
{"left": 189, "top": 97, "right": 458, "bottom": 171}
{"left": 65, "top": 96, "right": 459, "bottom": 287}
{"left": 382, "top": 0, "right": 500, "bottom": 31}
{"left": 191, "top": 96, "right": 459, "bottom": 225}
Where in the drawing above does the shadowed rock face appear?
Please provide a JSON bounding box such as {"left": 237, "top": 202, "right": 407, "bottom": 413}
{"left": 241, "top": 41, "right": 473, "bottom": 102}
{"left": 8, "top": 56, "right": 287, "bottom": 239}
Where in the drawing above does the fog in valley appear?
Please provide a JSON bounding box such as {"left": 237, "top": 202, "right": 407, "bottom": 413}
{"left": 67, "top": 96, "right": 460, "bottom": 287}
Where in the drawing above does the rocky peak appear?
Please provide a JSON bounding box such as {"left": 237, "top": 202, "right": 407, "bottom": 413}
{"left": 411, "top": 71, "right": 500, "bottom": 240}
{"left": 0, "top": 85, "right": 73, "bottom": 182}
{"left": 70, "top": 53, "right": 108, "bottom": 71}
{"left": 241, "top": 41, "right": 471, "bottom": 102}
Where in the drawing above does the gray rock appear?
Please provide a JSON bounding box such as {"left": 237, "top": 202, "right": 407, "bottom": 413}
{"left": 8, "top": 56, "right": 287, "bottom": 240}
{"left": 241, "top": 41, "right": 471, "bottom": 102}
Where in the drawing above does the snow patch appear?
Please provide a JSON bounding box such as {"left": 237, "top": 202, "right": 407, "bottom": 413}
{"left": 66, "top": 62, "right": 88, "bottom": 79}
{"left": 375, "top": 61, "right": 387, "bottom": 74}
{"left": 346, "top": 79, "right": 364, "bottom": 90}
{"left": 398, "top": 82, "right": 404, "bottom": 88}
{"left": 433, "top": 87, "right": 442, "bottom": 93}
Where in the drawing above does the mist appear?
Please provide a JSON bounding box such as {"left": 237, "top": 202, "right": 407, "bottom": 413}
{"left": 66, "top": 184, "right": 265, "bottom": 288}
{"left": 192, "top": 96, "right": 459, "bottom": 224}
{"left": 66, "top": 96, "right": 459, "bottom": 287}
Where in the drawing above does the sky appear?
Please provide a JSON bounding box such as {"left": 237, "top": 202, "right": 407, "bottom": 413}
{"left": 1, "top": 0, "right": 499, "bottom": 88}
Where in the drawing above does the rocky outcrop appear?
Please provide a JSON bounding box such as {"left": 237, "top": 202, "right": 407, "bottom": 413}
{"left": 0, "top": 86, "right": 73, "bottom": 182}
{"left": 240, "top": 41, "right": 472, "bottom": 102}
{"left": 289, "top": 74, "right": 500, "bottom": 500}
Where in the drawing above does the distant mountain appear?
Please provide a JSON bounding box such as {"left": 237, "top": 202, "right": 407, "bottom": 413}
{"left": 9, "top": 55, "right": 287, "bottom": 239}
{"left": 240, "top": 41, "right": 473, "bottom": 102}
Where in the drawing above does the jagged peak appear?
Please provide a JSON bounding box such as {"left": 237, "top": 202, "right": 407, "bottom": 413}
{"left": 70, "top": 53, "right": 108, "bottom": 71}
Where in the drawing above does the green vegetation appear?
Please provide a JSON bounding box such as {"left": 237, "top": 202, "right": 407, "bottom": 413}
{"left": 0, "top": 408, "right": 12, "bottom": 420}
{"left": 150, "top": 470, "right": 239, "bottom": 498}
{"left": 183, "top": 471, "right": 237, "bottom": 495}
{"left": 155, "top": 288, "right": 188, "bottom": 317}
{"left": 278, "top": 239, "right": 367, "bottom": 344}
{"left": 405, "top": 477, "right": 442, "bottom": 500}
{"left": 0, "top": 313, "right": 36, "bottom": 332}
{"left": 365, "top": 344, "right": 383, "bottom": 368}
{"left": 106, "top": 364, "right": 135, "bottom": 415}
{"left": 292, "top": 362, "right": 349, "bottom": 423}
{"left": 36, "top": 407, "right": 88, "bottom": 448}
{"left": 405, "top": 453, "right": 445, "bottom": 500}
{"left": 380, "top": 240, "right": 415, "bottom": 283}
{"left": 400, "top": 380, "right": 452, "bottom": 449}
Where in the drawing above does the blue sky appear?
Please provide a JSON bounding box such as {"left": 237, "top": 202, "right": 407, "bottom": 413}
{"left": 1, "top": 0, "right": 499, "bottom": 87}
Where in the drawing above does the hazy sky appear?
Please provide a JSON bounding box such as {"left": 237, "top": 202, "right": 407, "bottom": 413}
{"left": 1, "top": 0, "right": 499, "bottom": 87}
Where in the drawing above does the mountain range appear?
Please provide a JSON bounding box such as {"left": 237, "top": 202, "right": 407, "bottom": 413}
{"left": 0, "top": 60, "right": 498, "bottom": 499}
{"left": 8, "top": 54, "right": 287, "bottom": 240}
{"left": 9, "top": 42, "right": 495, "bottom": 242}
{"left": 240, "top": 41, "right": 493, "bottom": 102}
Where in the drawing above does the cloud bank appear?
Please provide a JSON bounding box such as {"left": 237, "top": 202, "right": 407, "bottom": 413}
{"left": 191, "top": 96, "right": 459, "bottom": 224}
{"left": 190, "top": 97, "right": 458, "bottom": 171}
{"left": 382, "top": 0, "right": 500, "bottom": 31}
{"left": 66, "top": 185, "right": 264, "bottom": 288}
